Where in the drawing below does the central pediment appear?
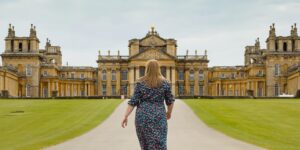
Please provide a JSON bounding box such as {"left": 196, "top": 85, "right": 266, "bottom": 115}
{"left": 130, "top": 49, "right": 174, "bottom": 60}
{"left": 140, "top": 35, "right": 166, "bottom": 47}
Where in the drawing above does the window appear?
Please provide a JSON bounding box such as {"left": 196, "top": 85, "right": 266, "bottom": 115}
{"left": 74, "top": 86, "right": 77, "bottom": 96}
{"left": 80, "top": 74, "right": 84, "bottom": 79}
{"left": 275, "top": 42, "right": 278, "bottom": 51}
{"left": 102, "top": 85, "right": 107, "bottom": 96}
{"left": 235, "top": 90, "right": 239, "bottom": 96}
{"left": 112, "top": 85, "right": 116, "bottom": 95}
{"left": 43, "top": 71, "right": 48, "bottom": 76}
{"left": 25, "top": 64, "right": 32, "bottom": 76}
{"left": 140, "top": 66, "right": 145, "bottom": 77}
{"left": 283, "top": 42, "right": 287, "bottom": 51}
{"left": 189, "top": 70, "right": 194, "bottom": 81}
{"left": 112, "top": 70, "right": 116, "bottom": 81}
{"left": 19, "top": 43, "right": 23, "bottom": 52}
{"left": 179, "top": 84, "right": 184, "bottom": 95}
{"left": 199, "top": 70, "right": 204, "bottom": 81}
{"left": 190, "top": 85, "right": 194, "bottom": 95}
{"left": 274, "top": 64, "right": 280, "bottom": 76}
{"left": 71, "top": 73, "right": 75, "bottom": 79}
{"left": 220, "top": 73, "right": 225, "bottom": 78}
{"left": 275, "top": 83, "right": 279, "bottom": 96}
{"left": 102, "top": 70, "right": 107, "bottom": 80}
{"left": 231, "top": 73, "right": 235, "bottom": 79}
{"left": 161, "top": 67, "right": 166, "bottom": 78}
{"left": 121, "top": 70, "right": 128, "bottom": 80}
{"left": 179, "top": 70, "right": 184, "bottom": 80}
{"left": 121, "top": 85, "right": 127, "bottom": 95}
{"left": 26, "top": 84, "right": 31, "bottom": 97}
{"left": 61, "top": 74, "right": 65, "bottom": 78}
{"left": 199, "top": 85, "right": 204, "bottom": 96}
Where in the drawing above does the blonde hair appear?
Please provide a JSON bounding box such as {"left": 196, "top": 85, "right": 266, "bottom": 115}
{"left": 137, "top": 59, "right": 166, "bottom": 88}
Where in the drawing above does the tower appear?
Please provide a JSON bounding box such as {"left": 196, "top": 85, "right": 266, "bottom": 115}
{"left": 1, "top": 24, "right": 42, "bottom": 97}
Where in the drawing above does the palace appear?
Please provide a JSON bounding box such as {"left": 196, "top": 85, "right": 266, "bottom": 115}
{"left": 1, "top": 24, "right": 300, "bottom": 98}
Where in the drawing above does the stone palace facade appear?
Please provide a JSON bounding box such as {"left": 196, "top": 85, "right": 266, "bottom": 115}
{"left": 1, "top": 24, "right": 300, "bottom": 98}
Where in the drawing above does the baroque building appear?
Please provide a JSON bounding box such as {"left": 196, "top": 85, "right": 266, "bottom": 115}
{"left": 0, "top": 24, "right": 300, "bottom": 98}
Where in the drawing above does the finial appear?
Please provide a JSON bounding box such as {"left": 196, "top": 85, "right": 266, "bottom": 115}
{"left": 46, "top": 38, "right": 49, "bottom": 42}
{"left": 295, "top": 23, "right": 297, "bottom": 27}
{"left": 98, "top": 50, "right": 101, "bottom": 55}
{"left": 151, "top": 25, "right": 155, "bottom": 32}
{"left": 108, "top": 50, "right": 110, "bottom": 56}
{"left": 195, "top": 50, "right": 197, "bottom": 55}
{"left": 272, "top": 23, "right": 275, "bottom": 28}
{"left": 292, "top": 25, "right": 294, "bottom": 30}
{"left": 12, "top": 26, "right": 14, "bottom": 30}
{"left": 118, "top": 50, "right": 120, "bottom": 56}
{"left": 205, "top": 49, "right": 207, "bottom": 55}
{"left": 34, "top": 26, "right": 36, "bottom": 30}
{"left": 66, "top": 61, "right": 68, "bottom": 66}
{"left": 186, "top": 49, "right": 189, "bottom": 55}
{"left": 9, "top": 24, "right": 11, "bottom": 28}
{"left": 31, "top": 24, "right": 33, "bottom": 28}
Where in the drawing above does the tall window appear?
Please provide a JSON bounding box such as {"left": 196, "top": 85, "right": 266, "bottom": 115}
{"left": 112, "top": 85, "right": 116, "bottom": 95}
{"left": 179, "top": 84, "right": 184, "bottom": 95}
{"left": 19, "top": 43, "right": 23, "bottom": 52}
{"left": 112, "top": 70, "right": 116, "bottom": 81}
{"left": 161, "top": 67, "right": 166, "bottom": 78}
{"left": 179, "top": 70, "right": 184, "bottom": 80}
{"left": 102, "top": 70, "right": 107, "bottom": 80}
{"left": 199, "top": 70, "right": 204, "bottom": 81}
{"left": 102, "top": 85, "right": 107, "bottom": 96}
{"left": 199, "top": 85, "right": 204, "bottom": 96}
{"left": 25, "top": 64, "right": 32, "bottom": 76}
{"left": 274, "top": 64, "right": 280, "bottom": 76}
{"left": 140, "top": 66, "right": 145, "bottom": 77}
{"left": 189, "top": 70, "right": 194, "bottom": 81}
{"left": 283, "top": 42, "right": 287, "bottom": 51}
{"left": 71, "top": 73, "right": 75, "bottom": 79}
{"left": 190, "top": 85, "right": 194, "bottom": 95}
{"left": 121, "top": 70, "right": 128, "bottom": 80}
{"left": 275, "top": 83, "right": 279, "bottom": 96}
{"left": 121, "top": 85, "right": 127, "bottom": 95}
{"left": 43, "top": 71, "right": 48, "bottom": 76}
{"left": 80, "top": 73, "right": 84, "bottom": 79}
{"left": 231, "top": 73, "right": 235, "bottom": 79}
{"left": 26, "top": 84, "right": 31, "bottom": 97}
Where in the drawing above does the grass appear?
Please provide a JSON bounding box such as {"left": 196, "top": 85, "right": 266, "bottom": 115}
{"left": 0, "top": 99, "right": 122, "bottom": 150}
{"left": 184, "top": 99, "right": 300, "bottom": 150}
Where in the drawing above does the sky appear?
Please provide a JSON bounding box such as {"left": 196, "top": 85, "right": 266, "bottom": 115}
{"left": 0, "top": 0, "right": 299, "bottom": 67}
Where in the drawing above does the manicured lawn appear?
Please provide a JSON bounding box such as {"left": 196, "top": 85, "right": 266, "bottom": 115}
{"left": 0, "top": 99, "right": 122, "bottom": 150}
{"left": 184, "top": 99, "right": 300, "bottom": 150}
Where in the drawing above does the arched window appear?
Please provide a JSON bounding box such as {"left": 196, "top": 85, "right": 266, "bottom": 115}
{"left": 178, "top": 84, "right": 184, "bottom": 95}
{"left": 102, "top": 70, "right": 107, "bottom": 80}
{"left": 199, "top": 70, "right": 204, "bottom": 81}
{"left": 25, "top": 64, "right": 32, "bottom": 76}
{"left": 189, "top": 70, "right": 194, "bottom": 81}
{"left": 112, "top": 70, "right": 116, "bottom": 81}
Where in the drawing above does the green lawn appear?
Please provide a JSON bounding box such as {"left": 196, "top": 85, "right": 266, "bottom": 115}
{"left": 0, "top": 99, "right": 122, "bottom": 150}
{"left": 184, "top": 99, "right": 300, "bottom": 150}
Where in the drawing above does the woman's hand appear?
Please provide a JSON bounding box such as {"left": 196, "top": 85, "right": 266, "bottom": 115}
{"left": 121, "top": 117, "right": 128, "bottom": 128}
{"left": 166, "top": 112, "right": 171, "bottom": 120}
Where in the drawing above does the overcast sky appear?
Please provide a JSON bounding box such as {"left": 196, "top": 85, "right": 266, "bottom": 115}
{"left": 0, "top": 0, "right": 299, "bottom": 67}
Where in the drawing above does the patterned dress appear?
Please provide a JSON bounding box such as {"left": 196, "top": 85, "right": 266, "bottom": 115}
{"left": 128, "top": 80, "right": 175, "bottom": 150}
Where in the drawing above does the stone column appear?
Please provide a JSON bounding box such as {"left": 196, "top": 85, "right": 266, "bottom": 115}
{"left": 194, "top": 68, "right": 199, "bottom": 96}
{"left": 129, "top": 66, "right": 135, "bottom": 96}
{"left": 166, "top": 66, "right": 170, "bottom": 81}
{"left": 171, "top": 66, "right": 176, "bottom": 96}
{"left": 135, "top": 66, "right": 140, "bottom": 80}
{"left": 116, "top": 68, "right": 121, "bottom": 95}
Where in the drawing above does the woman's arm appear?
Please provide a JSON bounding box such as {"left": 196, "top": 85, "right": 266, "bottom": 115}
{"left": 166, "top": 103, "right": 174, "bottom": 120}
{"left": 121, "top": 105, "right": 135, "bottom": 128}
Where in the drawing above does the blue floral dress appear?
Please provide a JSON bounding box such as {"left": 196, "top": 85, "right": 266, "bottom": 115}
{"left": 128, "top": 80, "right": 175, "bottom": 150}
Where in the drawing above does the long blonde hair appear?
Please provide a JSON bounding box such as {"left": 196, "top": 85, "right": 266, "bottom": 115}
{"left": 137, "top": 59, "right": 165, "bottom": 88}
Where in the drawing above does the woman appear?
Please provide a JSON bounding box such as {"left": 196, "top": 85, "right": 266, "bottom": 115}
{"left": 121, "top": 59, "right": 175, "bottom": 150}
